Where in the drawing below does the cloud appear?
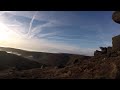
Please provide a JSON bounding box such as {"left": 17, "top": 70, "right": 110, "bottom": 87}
{"left": 28, "top": 20, "right": 61, "bottom": 39}
{"left": 37, "top": 32, "right": 59, "bottom": 38}
{"left": 27, "top": 11, "right": 38, "bottom": 37}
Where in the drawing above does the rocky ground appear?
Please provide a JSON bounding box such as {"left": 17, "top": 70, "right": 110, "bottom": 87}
{"left": 0, "top": 54, "right": 120, "bottom": 79}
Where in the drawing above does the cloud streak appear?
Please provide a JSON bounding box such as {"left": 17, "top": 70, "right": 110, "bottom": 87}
{"left": 27, "top": 11, "right": 38, "bottom": 38}
{"left": 28, "top": 20, "right": 61, "bottom": 38}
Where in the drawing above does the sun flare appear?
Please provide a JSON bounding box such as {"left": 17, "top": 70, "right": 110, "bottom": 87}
{"left": 0, "top": 22, "right": 9, "bottom": 41}
{"left": 0, "top": 20, "right": 25, "bottom": 49}
{"left": 0, "top": 22, "right": 21, "bottom": 43}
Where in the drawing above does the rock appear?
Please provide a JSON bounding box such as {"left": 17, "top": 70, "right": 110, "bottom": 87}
{"left": 40, "top": 65, "right": 43, "bottom": 69}
{"left": 107, "top": 47, "right": 112, "bottom": 57}
{"left": 100, "top": 47, "right": 107, "bottom": 54}
{"left": 107, "top": 47, "right": 112, "bottom": 52}
{"left": 111, "top": 51, "right": 118, "bottom": 57}
{"left": 112, "top": 11, "right": 120, "bottom": 24}
{"left": 57, "top": 64, "right": 65, "bottom": 69}
{"left": 94, "top": 50, "right": 102, "bottom": 56}
{"left": 73, "top": 59, "right": 79, "bottom": 64}
{"left": 117, "top": 51, "right": 120, "bottom": 56}
{"left": 54, "top": 66, "right": 58, "bottom": 69}
{"left": 94, "top": 35, "right": 120, "bottom": 57}
{"left": 112, "top": 35, "right": 120, "bottom": 51}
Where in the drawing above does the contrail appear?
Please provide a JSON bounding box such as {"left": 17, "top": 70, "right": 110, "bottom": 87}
{"left": 29, "top": 20, "right": 56, "bottom": 38}
{"left": 27, "top": 11, "right": 38, "bottom": 37}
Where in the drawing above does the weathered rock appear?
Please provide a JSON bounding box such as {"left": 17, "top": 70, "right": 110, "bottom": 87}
{"left": 94, "top": 50, "right": 102, "bottom": 56}
{"left": 57, "top": 64, "right": 65, "bottom": 69}
{"left": 117, "top": 51, "right": 120, "bottom": 56}
{"left": 112, "top": 35, "right": 120, "bottom": 51}
{"left": 107, "top": 47, "right": 112, "bottom": 52}
{"left": 112, "top": 11, "right": 120, "bottom": 24}
{"left": 107, "top": 47, "right": 112, "bottom": 57}
{"left": 111, "top": 52, "right": 118, "bottom": 57}
{"left": 73, "top": 59, "right": 79, "bottom": 64}
{"left": 94, "top": 35, "right": 120, "bottom": 57}
{"left": 100, "top": 47, "right": 107, "bottom": 54}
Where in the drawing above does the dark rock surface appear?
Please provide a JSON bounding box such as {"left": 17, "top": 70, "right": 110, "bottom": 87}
{"left": 107, "top": 47, "right": 112, "bottom": 57}
{"left": 112, "top": 11, "right": 120, "bottom": 24}
{"left": 94, "top": 50, "right": 102, "bottom": 57}
{"left": 112, "top": 35, "right": 120, "bottom": 51}
{"left": 100, "top": 47, "right": 107, "bottom": 54}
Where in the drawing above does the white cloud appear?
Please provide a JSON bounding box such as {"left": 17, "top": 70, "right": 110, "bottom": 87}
{"left": 27, "top": 11, "right": 38, "bottom": 36}
{"left": 28, "top": 20, "right": 62, "bottom": 39}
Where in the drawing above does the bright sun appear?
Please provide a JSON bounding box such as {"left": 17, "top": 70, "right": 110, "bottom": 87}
{"left": 0, "top": 23, "right": 9, "bottom": 41}
{"left": 0, "top": 13, "right": 29, "bottom": 49}
{"left": 0, "top": 21, "right": 22, "bottom": 48}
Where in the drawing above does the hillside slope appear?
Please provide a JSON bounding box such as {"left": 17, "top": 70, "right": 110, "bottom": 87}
{"left": 0, "top": 51, "right": 44, "bottom": 70}
{"left": 0, "top": 47, "right": 91, "bottom": 67}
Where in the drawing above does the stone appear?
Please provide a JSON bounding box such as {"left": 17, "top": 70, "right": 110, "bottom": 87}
{"left": 107, "top": 47, "right": 112, "bottom": 57}
{"left": 57, "top": 64, "right": 65, "bottom": 68}
{"left": 107, "top": 47, "right": 112, "bottom": 52}
{"left": 117, "top": 51, "right": 120, "bottom": 56}
{"left": 112, "top": 11, "right": 120, "bottom": 24}
{"left": 73, "top": 59, "right": 79, "bottom": 64}
{"left": 94, "top": 50, "right": 102, "bottom": 56}
{"left": 100, "top": 47, "right": 107, "bottom": 54}
{"left": 111, "top": 51, "right": 118, "bottom": 57}
{"left": 112, "top": 35, "right": 120, "bottom": 51}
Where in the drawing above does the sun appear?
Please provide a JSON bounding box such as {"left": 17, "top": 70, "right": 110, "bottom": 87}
{"left": 0, "top": 22, "right": 9, "bottom": 41}
{"left": 0, "top": 33, "right": 8, "bottom": 41}
{"left": 0, "top": 21, "right": 23, "bottom": 48}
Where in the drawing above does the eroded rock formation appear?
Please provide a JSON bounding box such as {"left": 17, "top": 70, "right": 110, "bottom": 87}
{"left": 94, "top": 35, "right": 120, "bottom": 57}
{"left": 112, "top": 35, "right": 120, "bottom": 51}
{"left": 112, "top": 11, "right": 120, "bottom": 24}
{"left": 94, "top": 11, "right": 120, "bottom": 57}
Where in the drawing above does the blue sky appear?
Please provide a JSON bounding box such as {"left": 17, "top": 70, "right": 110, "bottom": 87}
{"left": 0, "top": 11, "right": 119, "bottom": 56}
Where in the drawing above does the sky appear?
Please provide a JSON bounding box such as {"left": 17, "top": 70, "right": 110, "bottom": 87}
{"left": 0, "top": 11, "right": 119, "bottom": 56}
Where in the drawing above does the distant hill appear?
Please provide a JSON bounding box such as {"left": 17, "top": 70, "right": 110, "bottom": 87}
{"left": 0, "top": 46, "right": 91, "bottom": 67}
{"left": 0, "top": 51, "right": 44, "bottom": 70}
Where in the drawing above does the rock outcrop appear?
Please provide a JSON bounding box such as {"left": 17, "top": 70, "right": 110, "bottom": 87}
{"left": 94, "top": 34, "right": 120, "bottom": 58}
{"left": 112, "top": 11, "right": 120, "bottom": 24}
{"left": 94, "top": 50, "right": 102, "bottom": 57}
{"left": 112, "top": 35, "right": 120, "bottom": 51}
{"left": 94, "top": 11, "right": 120, "bottom": 58}
{"left": 94, "top": 47, "right": 109, "bottom": 57}
{"left": 100, "top": 47, "right": 107, "bottom": 54}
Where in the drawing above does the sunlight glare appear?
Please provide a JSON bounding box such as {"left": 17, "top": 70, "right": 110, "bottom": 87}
{"left": 0, "top": 22, "right": 9, "bottom": 41}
